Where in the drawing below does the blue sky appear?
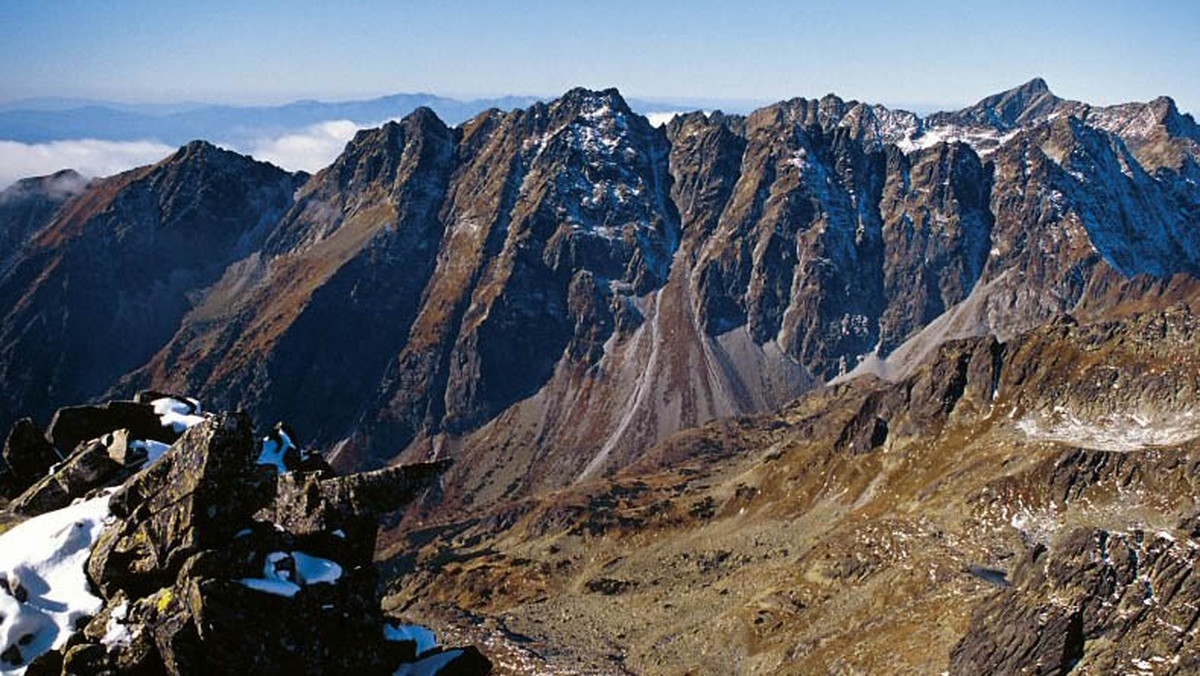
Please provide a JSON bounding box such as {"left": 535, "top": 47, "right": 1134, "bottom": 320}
{"left": 1, "top": 0, "right": 1197, "bottom": 112}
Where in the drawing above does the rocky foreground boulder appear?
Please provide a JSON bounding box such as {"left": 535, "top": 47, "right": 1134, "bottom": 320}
{"left": 0, "top": 396, "right": 490, "bottom": 675}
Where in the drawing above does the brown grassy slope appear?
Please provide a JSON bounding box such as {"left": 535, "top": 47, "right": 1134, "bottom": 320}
{"left": 380, "top": 306, "right": 1200, "bottom": 675}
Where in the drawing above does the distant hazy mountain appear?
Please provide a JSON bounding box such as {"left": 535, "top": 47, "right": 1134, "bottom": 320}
{"left": 0, "top": 92, "right": 760, "bottom": 148}
{"left": 0, "top": 93, "right": 544, "bottom": 146}
{"left": 0, "top": 96, "right": 211, "bottom": 115}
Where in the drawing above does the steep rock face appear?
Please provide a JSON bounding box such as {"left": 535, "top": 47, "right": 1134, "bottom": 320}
{"left": 845, "top": 93, "right": 1200, "bottom": 383}
{"left": 675, "top": 79, "right": 1198, "bottom": 385}
{"left": 989, "top": 117, "right": 1200, "bottom": 279}
{"left": 688, "top": 96, "right": 889, "bottom": 376}
{"left": 109, "top": 93, "right": 683, "bottom": 474}
{"left": 121, "top": 110, "right": 457, "bottom": 448}
{"left": 412, "top": 101, "right": 819, "bottom": 503}
{"left": 877, "top": 143, "right": 993, "bottom": 353}
{"left": 368, "top": 89, "right": 678, "bottom": 455}
{"left": 0, "top": 143, "right": 301, "bottom": 432}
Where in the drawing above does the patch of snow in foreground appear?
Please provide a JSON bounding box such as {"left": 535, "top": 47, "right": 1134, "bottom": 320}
{"left": 384, "top": 623, "right": 438, "bottom": 655}
{"left": 0, "top": 493, "right": 113, "bottom": 674}
{"left": 129, "top": 439, "right": 171, "bottom": 466}
{"left": 393, "top": 649, "right": 462, "bottom": 676}
{"left": 100, "top": 601, "right": 134, "bottom": 648}
{"left": 290, "top": 552, "right": 342, "bottom": 585}
{"left": 238, "top": 550, "right": 342, "bottom": 598}
{"left": 1017, "top": 409, "right": 1200, "bottom": 452}
{"left": 150, "top": 397, "right": 206, "bottom": 434}
{"left": 238, "top": 577, "right": 300, "bottom": 598}
{"left": 256, "top": 429, "right": 296, "bottom": 473}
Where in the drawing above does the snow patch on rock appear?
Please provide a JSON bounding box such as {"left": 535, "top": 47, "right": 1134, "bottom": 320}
{"left": 150, "top": 397, "right": 206, "bottom": 434}
{"left": 100, "top": 600, "right": 135, "bottom": 648}
{"left": 894, "top": 124, "right": 1020, "bottom": 156}
{"left": 129, "top": 439, "right": 171, "bottom": 466}
{"left": 238, "top": 550, "right": 343, "bottom": 598}
{"left": 1017, "top": 408, "right": 1200, "bottom": 452}
{"left": 0, "top": 492, "right": 113, "bottom": 673}
{"left": 384, "top": 623, "right": 438, "bottom": 655}
{"left": 393, "top": 649, "right": 462, "bottom": 676}
{"left": 257, "top": 428, "right": 296, "bottom": 473}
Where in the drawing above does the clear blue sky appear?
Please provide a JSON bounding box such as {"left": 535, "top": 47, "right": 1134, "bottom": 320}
{"left": 1, "top": 0, "right": 1197, "bottom": 113}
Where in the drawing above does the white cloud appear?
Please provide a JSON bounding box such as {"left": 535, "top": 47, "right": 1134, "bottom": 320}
{"left": 0, "top": 170, "right": 90, "bottom": 205}
{"left": 243, "top": 120, "right": 363, "bottom": 173}
{"left": 0, "top": 118, "right": 396, "bottom": 191}
{"left": 643, "top": 110, "right": 716, "bottom": 128}
{"left": 645, "top": 111, "right": 685, "bottom": 127}
{"left": 0, "top": 138, "right": 175, "bottom": 191}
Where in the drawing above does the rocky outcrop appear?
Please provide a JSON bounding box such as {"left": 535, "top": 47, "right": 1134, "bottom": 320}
{"left": 951, "top": 528, "right": 1200, "bottom": 675}
{"left": 44, "top": 402, "right": 173, "bottom": 460}
{"left": 0, "top": 398, "right": 489, "bottom": 675}
{"left": 0, "top": 418, "right": 61, "bottom": 498}
{"left": 3, "top": 399, "right": 185, "bottom": 514}
{"left": 11, "top": 430, "right": 136, "bottom": 516}
{"left": 86, "top": 413, "right": 275, "bottom": 598}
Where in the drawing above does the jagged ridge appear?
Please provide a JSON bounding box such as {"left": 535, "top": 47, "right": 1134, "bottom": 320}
{"left": 0, "top": 81, "right": 1196, "bottom": 517}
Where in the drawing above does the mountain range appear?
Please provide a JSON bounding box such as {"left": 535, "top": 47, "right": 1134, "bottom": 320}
{"left": 1, "top": 78, "right": 1198, "bottom": 673}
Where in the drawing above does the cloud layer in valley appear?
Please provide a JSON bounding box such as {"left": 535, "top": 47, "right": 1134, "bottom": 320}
{"left": 0, "top": 138, "right": 176, "bottom": 191}
{"left": 644, "top": 111, "right": 685, "bottom": 127}
{"left": 243, "top": 120, "right": 363, "bottom": 174}
{"left": 0, "top": 119, "right": 385, "bottom": 191}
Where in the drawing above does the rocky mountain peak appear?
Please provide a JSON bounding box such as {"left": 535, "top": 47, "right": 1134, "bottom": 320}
{"left": 556, "top": 86, "right": 633, "bottom": 116}
{"left": 1150, "top": 95, "right": 1199, "bottom": 138}
{"left": 1017, "top": 76, "right": 1051, "bottom": 95}
{"left": 403, "top": 104, "right": 445, "bottom": 126}
{"left": 988, "top": 76, "right": 1053, "bottom": 104}
{"left": 0, "top": 169, "right": 92, "bottom": 274}
{"left": 955, "top": 77, "right": 1065, "bottom": 129}
{"left": 147, "top": 140, "right": 304, "bottom": 207}
{"left": 169, "top": 138, "right": 229, "bottom": 164}
{"left": 535, "top": 87, "right": 644, "bottom": 156}
{"left": 320, "top": 107, "right": 453, "bottom": 191}
{"left": 353, "top": 106, "right": 449, "bottom": 143}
